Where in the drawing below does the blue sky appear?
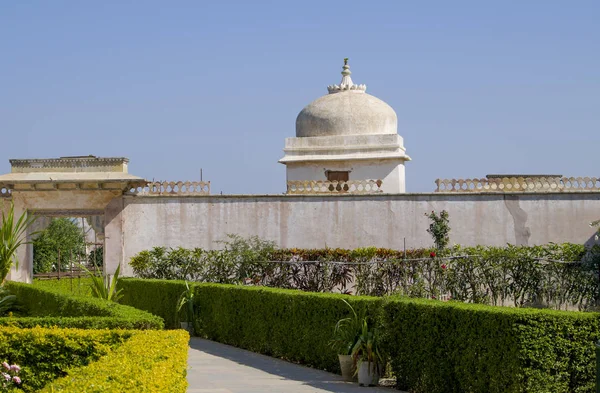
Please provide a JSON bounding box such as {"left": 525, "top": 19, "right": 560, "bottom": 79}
{"left": 1, "top": 1, "right": 598, "bottom": 194}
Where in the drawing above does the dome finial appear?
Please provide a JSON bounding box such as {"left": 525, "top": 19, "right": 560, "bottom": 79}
{"left": 327, "top": 58, "right": 367, "bottom": 94}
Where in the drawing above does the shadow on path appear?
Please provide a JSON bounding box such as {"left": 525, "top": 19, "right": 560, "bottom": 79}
{"left": 188, "top": 338, "right": 398, "bottom": 393}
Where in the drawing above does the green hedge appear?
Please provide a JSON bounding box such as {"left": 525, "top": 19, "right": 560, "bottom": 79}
{"left": 40, "top": 329, "right": 188, "bottom": 392}
{"left": 0, "top": 326, "right": 129, "bottom": 391}
{"left": 2, "top": 281, "right": 163, "bottom": 330}
{"left": 194, "top": 283, "right": 382, "bottom": 372}
{"left": 119, "top": 279, "right": 600, "bottom": 391}
{"left": 33, "top": 278, "right": 94, "bottom": 297}
{"left": 119, "top": 278, "right": 189, "bottom": 329}
{"left": 382, "top": 298, "right": 600, "bottom": 393}
{"left": 119, "top": 279, "right": 382, "bottom": 371}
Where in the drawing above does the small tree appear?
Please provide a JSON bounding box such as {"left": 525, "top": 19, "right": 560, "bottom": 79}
{"left": 425, "top": 210, "right": 451, "bottom": 250}
{"left": 0, "top": 203, "right": 36, "bottom": 283}
{"left": 32, "top": 218, "right": 86, "bottom": 273}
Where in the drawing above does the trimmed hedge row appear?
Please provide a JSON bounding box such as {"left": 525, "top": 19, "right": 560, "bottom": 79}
{"left": 119, "top": 278, "right": 189, "bottom": 329}
{"left": 120, "top": 278, "right": 600, "bottom": 392}
{"left": 41, "top": 329, "right": 189, "bottom": 392}
{"left": 194, "top": 283, "right": 382, "bottom": 372}
{"left": 119, "top": 279, "right": 381, "bottom": 371}
{"left": 117, "top": 278, "right": 600, "bottom": 391}
{"left": 0, "top": 327, "right": 188, "bottom": 392}
{"left": 2, "top": 282, "right": 164, "bottom": 330}
{"left": 0, "top": 326, "right": 129, "bottom": 391}
{"left": 382, "top": 298, "right": 600, "bottom": 393}
{"left": 33, "top": 277, "right": 94, "bottom": 297}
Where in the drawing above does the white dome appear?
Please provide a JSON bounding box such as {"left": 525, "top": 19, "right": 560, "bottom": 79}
{"left": 296, "top": 91, "right": 397, "bottom": 138}
{"left": 295, "top": 60, "right": 397, "bottom": 138}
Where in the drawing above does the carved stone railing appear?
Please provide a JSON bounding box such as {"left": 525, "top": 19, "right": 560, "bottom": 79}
{"left": 287, "top": 180, "right": 383, "bottom": 194}
{"left": 128, "top": 181, "right": 210, "bottom": 196}
{"left": 435, "top": 177, "right": 600, "bottom": 192}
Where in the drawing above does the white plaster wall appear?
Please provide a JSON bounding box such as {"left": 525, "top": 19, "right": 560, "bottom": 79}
{"left": 115, "top": 193, "right": 600, "bottom": 276}
{"left": 286, "top": 160, "right": 405, "bottom": 193}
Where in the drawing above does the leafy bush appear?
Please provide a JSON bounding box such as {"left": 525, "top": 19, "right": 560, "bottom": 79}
{"left": 129, "top": 239, "right": 600, "bottom": 310}
{"left": 1, "top": 282, "right": 163, "bottom": 329}
{"left": 40, "top": 329, "right": 188, "bottom": 392}
{"left": 381, "top": 297, "right": 600, "bottom": 393}
{"left": 0, "top": 326, "right": 129, "bottom": 391}
{"left": 130, "top": 235, "right": 278, "bottom": 284}
{"left": 33, "top": 218, "right": 86, "bottom": 274}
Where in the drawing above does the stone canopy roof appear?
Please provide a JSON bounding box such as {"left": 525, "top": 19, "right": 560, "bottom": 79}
{"left": 0, "top": 156, "right": 146, "bottom": 191}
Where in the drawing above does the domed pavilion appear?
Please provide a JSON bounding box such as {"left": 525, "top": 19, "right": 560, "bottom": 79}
{"left": 279, "top": 59, "right": 410, "bottom": 193}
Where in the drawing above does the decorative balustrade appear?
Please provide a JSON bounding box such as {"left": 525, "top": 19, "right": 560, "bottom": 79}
{"left": 435, "top": 177, "right": 600, "bottom": 193}
{"left": 286, "top": 180, "right": 383, "bottom": 194}
{"left": 128, "top": 181, "right": 210, "bottom": 196}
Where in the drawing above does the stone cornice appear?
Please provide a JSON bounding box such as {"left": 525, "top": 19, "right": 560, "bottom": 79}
{"left": 10, "top": 157, "right": 128, "bottom": 167}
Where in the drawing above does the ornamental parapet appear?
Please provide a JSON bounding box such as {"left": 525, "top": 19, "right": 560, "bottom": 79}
{"left": 128, "top": 181, "right": 210, "bottom": 196}
{"left": 286, "top": 180, "right": 383, "bottom": 194}
{"left": 435, "top": 176, "right": 600, "bottom": 193}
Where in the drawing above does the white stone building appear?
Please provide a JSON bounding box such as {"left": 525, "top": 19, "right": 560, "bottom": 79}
{"left": 279, "top": 59, "right": 411, "bottom": 194}
{"left": 1, "top": 60, "right": 599, "bottom": 283}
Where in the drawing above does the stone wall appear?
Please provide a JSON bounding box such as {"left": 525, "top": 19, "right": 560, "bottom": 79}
{"left": 110, "top": 192, "right": 600, "bottom": 276}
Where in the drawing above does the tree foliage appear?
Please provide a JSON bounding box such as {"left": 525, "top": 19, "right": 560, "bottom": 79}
{"left": 425, "top": 210, "right": 451, "bottom": 250}
{"left": 33, "top": 218, "right": 86, "bottom": 274}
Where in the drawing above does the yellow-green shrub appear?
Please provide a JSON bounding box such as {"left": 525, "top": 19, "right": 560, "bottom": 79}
{"left": 0, "top": 327, "right": 130, "bottom": 391}
{"left": 0, "top": 327, "right": 188, "bottom": 392}
{"left": 41, "top": 330, "right": 189, "bottom": 392}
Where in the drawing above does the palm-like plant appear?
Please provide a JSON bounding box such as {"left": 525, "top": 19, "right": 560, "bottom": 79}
{"left": 0, "top": 202, "right": 36, "bottom": 284}
{"left": 329, "top": 299, "right": 363, "bottom": 355}
{"left": 351, "top": 318, "right": 384, "bottom": 374}
{"left": 0, "top": 288, "right": 16, "bottom": 316}
{"left": 81, "top": 263, "right": 123, "bottom": 302}
{"left": 177, "top": 281, "right": 195, "bottom": 324}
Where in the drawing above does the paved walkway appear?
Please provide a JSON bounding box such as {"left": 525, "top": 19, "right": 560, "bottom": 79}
{"left": 188, "top": 338, "right": 397, "bottom": 393}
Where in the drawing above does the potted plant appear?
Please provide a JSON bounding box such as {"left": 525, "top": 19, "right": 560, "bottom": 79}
{"left": 329, "top": 299, "right": 362, "bottom": 382}
{"left": 351, "top": 318, "right": 384, "bottom": 387}
{"left": 177, "top": 281, "right": 195, "bottom": 334}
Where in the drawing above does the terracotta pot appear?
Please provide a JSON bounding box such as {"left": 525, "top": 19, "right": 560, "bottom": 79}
{"left": 357, "top": 361, "right": 379, "bottom": 387}
{"left": 338, "top": 354, "right": 355, "bottom": 382}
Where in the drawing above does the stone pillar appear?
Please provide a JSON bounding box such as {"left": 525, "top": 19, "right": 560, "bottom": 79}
{"left": 104, "top": 197, "right": 125, "bottom": 276}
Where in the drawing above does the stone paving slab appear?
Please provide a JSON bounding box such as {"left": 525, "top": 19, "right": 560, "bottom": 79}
{"left": 188, "top": 338, "right": 400, "bottom": 393}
